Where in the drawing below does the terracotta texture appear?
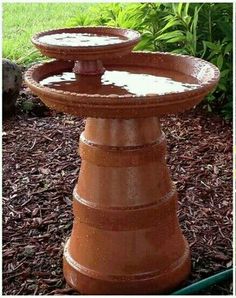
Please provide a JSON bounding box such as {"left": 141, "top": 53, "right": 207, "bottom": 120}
{"left": 25, "top": 26, "right": 220, "bottom": 294}
{"left": 63, "top": 117, "right": 191, "bottom": 294}
{"left": 32, "top": 26, "right": 140, "bottom": 75}
{"left": 72, "top": 60, "right": 105, "bottom": 75}
{"left": 25, "top": 53, "right": 219, "bottom": 118}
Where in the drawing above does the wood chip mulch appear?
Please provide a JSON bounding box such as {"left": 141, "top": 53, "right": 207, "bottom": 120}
{"left": 2, "top": 90, "right": 233, "bottom": 295}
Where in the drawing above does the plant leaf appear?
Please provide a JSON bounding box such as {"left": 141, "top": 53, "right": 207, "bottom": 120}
{"left": 217, "top": 55, "right": 224, "bottom": 70}
{"left": 155, "top": 30, "right": 184, "bottom": 41}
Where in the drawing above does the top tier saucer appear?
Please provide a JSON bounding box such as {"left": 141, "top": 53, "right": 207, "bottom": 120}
{"left": 32, "top": 26, "right": 141, "bottom": 61}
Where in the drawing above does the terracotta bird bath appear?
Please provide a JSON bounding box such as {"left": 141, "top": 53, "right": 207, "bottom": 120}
{"left": 25, "top": 26, "right": 219, "bottom": 294}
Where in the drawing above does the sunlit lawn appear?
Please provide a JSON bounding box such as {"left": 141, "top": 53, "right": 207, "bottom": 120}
{"left": 3, "top": 3, "right": 90, "bottom": 65}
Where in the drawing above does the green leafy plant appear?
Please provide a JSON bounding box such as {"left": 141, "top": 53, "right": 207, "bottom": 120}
{"left": 21, "top": 99, "right": 35, "bottom": 113}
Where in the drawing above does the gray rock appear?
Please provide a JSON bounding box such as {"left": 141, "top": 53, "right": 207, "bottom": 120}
{"left": 22, "top": 245, "right": 35, "bottom": 257}
{"left": 2, "top": 59, "right": 22, "bottom": 117}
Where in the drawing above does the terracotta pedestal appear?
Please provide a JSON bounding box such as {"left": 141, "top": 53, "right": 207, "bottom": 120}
{"left": 63, "top": 117, "right": 191, "bottom": 294}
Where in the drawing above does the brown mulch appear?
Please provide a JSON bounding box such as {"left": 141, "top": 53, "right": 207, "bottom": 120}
{"left": 2, "top": 89, "right": 233, "bottom": 295}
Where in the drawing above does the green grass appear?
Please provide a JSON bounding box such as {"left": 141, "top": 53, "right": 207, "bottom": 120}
{"left": 3, "top": 3, "right": 90, "bottom": 65}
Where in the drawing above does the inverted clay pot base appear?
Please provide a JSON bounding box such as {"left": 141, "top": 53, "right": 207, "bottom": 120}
{"left": 63, "top": 117, "right": 191, "bottom": 294}
{"left": 25, "top": 26, "right": 219, "bottom": 294}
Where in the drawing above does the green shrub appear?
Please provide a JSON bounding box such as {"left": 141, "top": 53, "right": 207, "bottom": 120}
{"left": 66, "top": 3, "right": 233, "bottom": 119}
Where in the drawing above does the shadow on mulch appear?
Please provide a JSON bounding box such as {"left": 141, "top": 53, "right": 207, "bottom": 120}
{"left": 2, "top": 88, "right": 233, "bottom": 295}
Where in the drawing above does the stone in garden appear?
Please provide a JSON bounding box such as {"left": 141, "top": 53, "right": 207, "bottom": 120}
{"left": 2, "top": 58, "right": 22, "bottom": 117}
{"left": 23, "top": 245, "right": 35, "bottom": 257}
